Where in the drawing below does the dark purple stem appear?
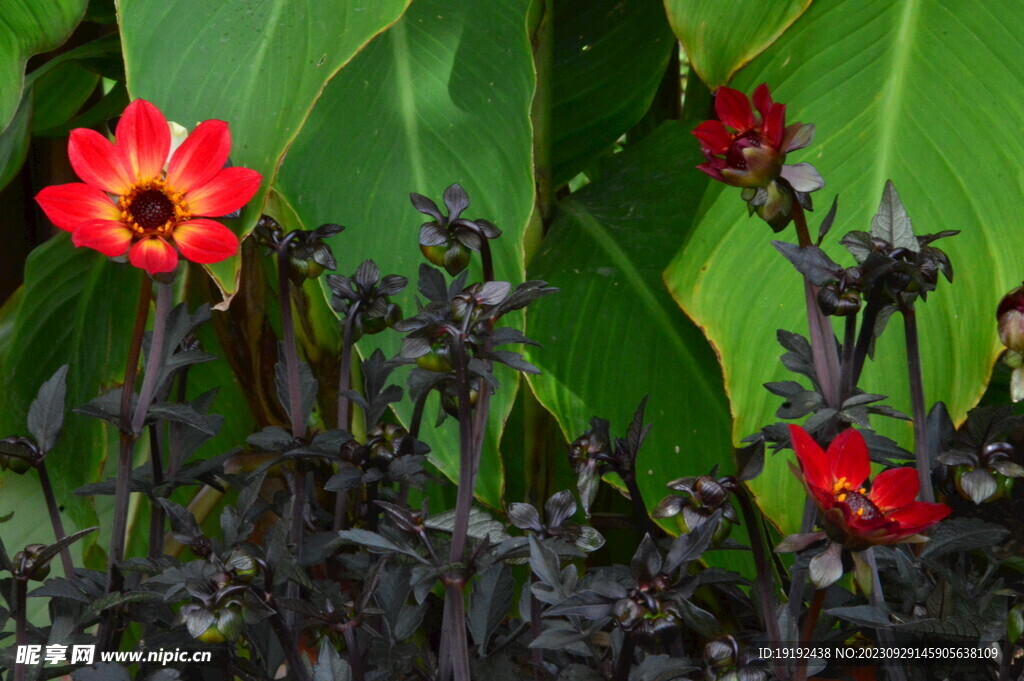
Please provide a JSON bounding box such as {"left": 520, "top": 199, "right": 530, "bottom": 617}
{"left": 100, "top": 274, "right": 151, "bottom": 651}
{"left": 737, "top": 487, "right": 784, "bottom": 680}
{"left": 333, "top": 309, "right": 358, "bottom": 532}
{"left": 131, "top": 281, "right": 173, "bottom": 434}
{"left": 277, "top": 233, "right": 305, "bottom": 440}
{"left": 902, "top": 306, "right": 934, "bottom": 503}
{"left": 792, "top": 202, "right": 841, "bottom": 409}
{"left": 13, "top": 579, "right": 28, "bottom": 681}
{"left": 37, "top": 462, "right": 74, "bottom": 579}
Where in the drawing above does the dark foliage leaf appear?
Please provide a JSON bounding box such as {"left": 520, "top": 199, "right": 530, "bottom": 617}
{"left": 468, "top": 563, "right": 513, "bottom": 654}
{"left": 920, "top": 518, "right": 1009, "bottom": 561}
{"left": 27, "top": 364, "right": 68, "bottom": 453}
{"left": 870, "top": 180, "right": 917, "bottom": 251}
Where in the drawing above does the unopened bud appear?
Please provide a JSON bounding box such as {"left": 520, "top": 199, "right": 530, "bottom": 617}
{"left": 998, "top": 284, "right": 1024, "bottom": 353}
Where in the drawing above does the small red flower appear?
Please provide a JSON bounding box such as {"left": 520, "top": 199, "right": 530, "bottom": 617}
{"left": 788, "top": 425, "right": 950, "bottom": 550}
{"left": 694, "top": 84, "right": 822, "bottom": 230}
{"left": 35, "top": 99, "right": 261, "bottom": 275}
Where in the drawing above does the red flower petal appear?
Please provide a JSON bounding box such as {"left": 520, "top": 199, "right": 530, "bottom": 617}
{"left": 71, "top": 219, "right": 133, "bottom": 257}
{"left": 885, "top": 501, "right": 951, "bottom": 535}
{"left": 868, "top": 467, "right": 919, "bottom": 511}
{"left": 186, "top": 166, "right": 261, "bottom": 217}
{"left": 129, "top": 236, "right": 179, "bottom": 274}
{"left": 68, "top": 128, "right": 132, "bottom": 195}
{"left": 761, "top": 103, "right": 786, "bottom": 148}
{"left": 693, "top": 120, "right": 733, "bottom": 155}
{"left": 173, "top": 218, "right": 239, "bottom": 264}
{"left": 826, "top": 428, "right": 870, "bottom": 490}
{"left": 714, "top": 86, "right": 755, "bottom": 131}
{"left": 35, "top": 183, "right": 120, "bottom": 232}
{"left": 117, "top": 99, "right": 170, "bottom": 182}
{"left": 788, "top": 425, "right": 830, "bottom": 491}
{"left": 752, "top": 84, "right": 774, "bottom": 119}
{"left": 696, "top": 163, "right": 725, "bottom": 182}
{"left": 166, "top": 119, "right": 231, "bottom": 192}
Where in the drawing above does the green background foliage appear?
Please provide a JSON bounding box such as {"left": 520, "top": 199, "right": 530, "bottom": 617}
{"left": 0, "top": 0, "right": 1018, "bottom": 570}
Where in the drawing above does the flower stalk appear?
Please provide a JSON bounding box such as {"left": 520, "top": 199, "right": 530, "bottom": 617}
{"left": 736, "top": 486, "right": 784, "bottom": 679}
{"left": 793, "top": 588, "right": 826, "bottom": 681}
{"left": 36, "top": 461, "right": 75, "bottom": 579}
{"left": 106, "top": 274, "right": 152, "bottom": 596}
{"left": 13, "top": 578, "right": 28, "bottom": 681}
{"left": 902, "top": 305, "right": 934, "bottom": 503}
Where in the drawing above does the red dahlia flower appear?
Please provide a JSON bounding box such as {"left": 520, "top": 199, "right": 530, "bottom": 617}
{"left": 693, "top": 84, "right": 822, "bottom": 230}
{"left": 788, "top": 425, "right": 950, "bottom": 551}
{"left": 35, "top": 99, "right": 261, "bottom": 275}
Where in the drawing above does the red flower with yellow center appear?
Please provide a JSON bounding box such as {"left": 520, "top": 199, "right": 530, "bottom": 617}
{"left": 35, "top": 99, "right": 261, "bottom": 275}
{"left": 788, "top": 425, "right": 950, "bottom": 550}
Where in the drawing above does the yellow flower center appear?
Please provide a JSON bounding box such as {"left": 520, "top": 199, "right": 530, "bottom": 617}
{"left": 831, "top": 477, "right": 880, "bottom": 520}
{"left": 119, "top": 179, "right": 191, "bottom": 236}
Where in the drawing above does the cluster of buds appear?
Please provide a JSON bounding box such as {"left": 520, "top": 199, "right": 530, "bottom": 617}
{"left": 411, "top": 183, "right": 501, "bottom": 275}
{"left": 567, "top": 417, "right": 612, "bottom": 516}
{"left": 0, "top": 436, "right": 38, "bottom": 474}
{"left": 508, "top": 490, "right": 605, "bottom": 553}
{"left": 653, "top": 467, "right": 738, "bottom": 543}
{"left": 935, "top": 406, "right": 1024, "bottom": 504}
{"left": 816, "top": 265, "right": 863, "bottom": 317}
{"left": 613, "top": 537, "right": 683, "bottom": 650}
{"left": 940, "top": 441, "right": 1024, "bottom": 504}
{"left": 327, "top": 260, "right": 407, "bottom": 340}
{"left": 13, "top": 544, "right": 51, "bottom": 581}
{"left": 178, "top": 545, "right": 265, "bottom": 644}
{"left": 703, "top": 635, "right": 767, "bottom": 681}
{"left": 839, "top": 224, "right": 956, "bottom": 307}
{"left": 254, "top": 216, "right": 343, "bottom": 283}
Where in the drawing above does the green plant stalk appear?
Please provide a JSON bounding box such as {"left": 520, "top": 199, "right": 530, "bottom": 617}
{"left": 37, "top": 461, "right": 75, "bottom": 579}
{"left": 737, "top": 487, "right": 784, "bottom": 680}
{"left": 902, "top": 306, "right": 934, "bottom": 503}
{"left": 13, "top": 578, "right": 27, "bottom": 681}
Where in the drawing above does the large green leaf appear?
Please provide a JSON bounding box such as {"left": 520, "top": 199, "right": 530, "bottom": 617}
{"left": 273, "top": 0, "right": 537, "bottom": 508}
{"left": 0, "top": 0, "right": 86, "bottom": 133}
{"left": 119, "top": 0, "right": 411, "bottom": 295}
{"left": 0, "top": 235, "right": 138, "bottom": 533}
{"left": 526, "top": 122, "right": 732, "bottom": 524}
{"left": 664, "top": 0, "right": 1024, "bottom": 532}
{"left": 551, "top": 0, "right": 675, "bottom": 186}
{"left": 664, "top": 0, "right": 811, "bottom": 89}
